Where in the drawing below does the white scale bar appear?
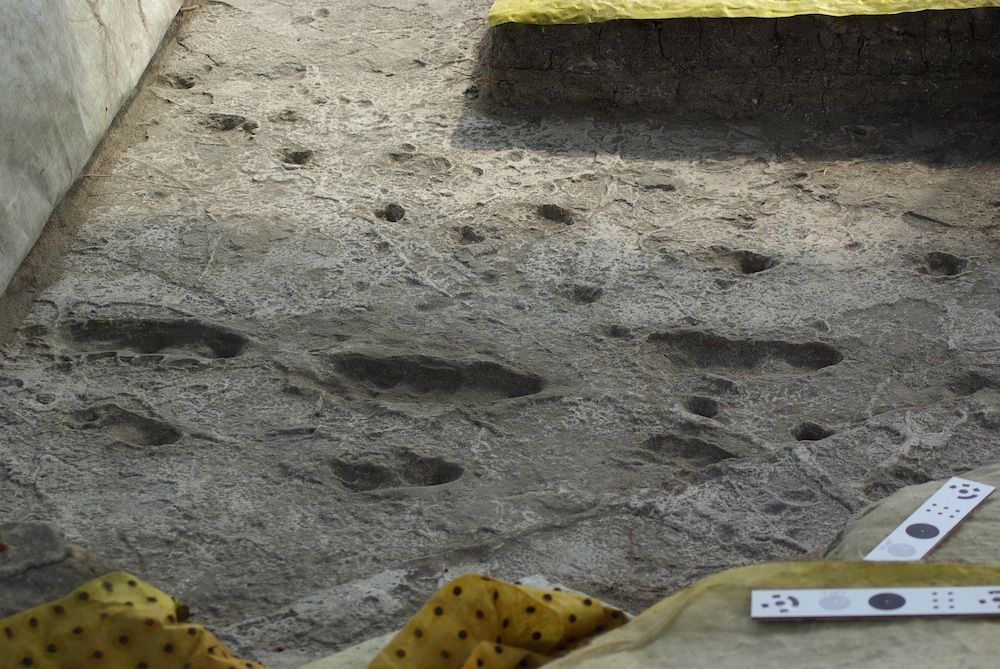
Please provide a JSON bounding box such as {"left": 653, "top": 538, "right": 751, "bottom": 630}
{"left": 752, "top": 476, "right": 998, "bottom": 621}
{"left": 864, "top": 477, "right": 995, "bottom": 561}
{"left": 752, "top": 586, "right": 1000, "bottom": 620}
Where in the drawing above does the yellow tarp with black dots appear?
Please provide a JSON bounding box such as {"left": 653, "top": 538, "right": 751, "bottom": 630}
{"left": 488, "top": 0, "right": 1000, "bottom": 25}
{"left": 0, "top": 572, "right": 265, "bottom": 669}
{"left": 367, "top": 575, "right": 628, "bottom": 669}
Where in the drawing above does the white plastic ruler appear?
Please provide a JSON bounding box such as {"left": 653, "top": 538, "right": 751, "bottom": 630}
{"left": 752, "top": 585, "right": 1000, "bottom": 620}
{"left": 865, "top": 477, "right": 995, "bottom": 561}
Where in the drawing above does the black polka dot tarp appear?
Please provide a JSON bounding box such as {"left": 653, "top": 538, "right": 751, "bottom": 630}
{"left": 0, "top": 572, "right": 265, "bottom": 669}
{"left": 368, "top": 574, "right": 628, "bottom": 669}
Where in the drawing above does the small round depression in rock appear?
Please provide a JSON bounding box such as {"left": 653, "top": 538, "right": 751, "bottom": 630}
{"left": 536, "top": 203, "right": 573, "bottom": 224}
{"left": 734, "top": 251, "right": 779, "bottom": 275}
{"left": 603, "top": 324, "right": 633, "bottom": 339}
{"left": 280, "top": 148, "right": 314, "bottom": 165}
{"left": 683, "top": 396, "right": 720, "bottom": 418}
{"left": 377, "top": 203, "right": 406, "bottom": 222}
{"left": 791, "top": 421, "right": 834, "bottom": 441}
{"left": 917, "top": 251, "right": 967, "bottom": 277}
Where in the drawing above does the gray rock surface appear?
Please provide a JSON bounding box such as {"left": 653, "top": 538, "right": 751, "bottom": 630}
{"left": 0, "top": 523, "right": 118, "bottom": 617}
{"left": 1, "top": 1, "right": 999, "bottom": 667}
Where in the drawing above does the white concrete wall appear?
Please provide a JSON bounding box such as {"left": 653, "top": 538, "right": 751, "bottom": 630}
{"left": 0, "top": 0, "right": 183, "bottom": 295}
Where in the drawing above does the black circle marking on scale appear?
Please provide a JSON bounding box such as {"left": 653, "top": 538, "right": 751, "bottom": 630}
{"left": 904, "top": 523, "right": 940, "bottom": 539}
{"left": 868, "top": 593, "right": 907, "bottom": 610}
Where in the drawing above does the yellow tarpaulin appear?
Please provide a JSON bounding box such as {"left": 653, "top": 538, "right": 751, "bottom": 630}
{"left": 488, "top": 0, "right": 1000, "bottom": 25}
{"left": 366, "top": 574, "right": 628, "bottom": 669}
{"left": 0, "top": 572, "right": 265, "bottom": 669}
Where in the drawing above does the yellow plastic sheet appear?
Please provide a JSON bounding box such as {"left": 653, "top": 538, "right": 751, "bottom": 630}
{"left": 488, "top": 0, "right": 1000, "bottom": 25}
{"left": 0, "top": 572, "right": 266, "bottom": 669}
{"left": 366, "top": 574, "right": 628, "bottom": 669}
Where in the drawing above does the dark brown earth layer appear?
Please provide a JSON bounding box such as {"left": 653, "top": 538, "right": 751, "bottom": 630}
{"left": 481, "top": 10, "right": 1000, "bottom": 121}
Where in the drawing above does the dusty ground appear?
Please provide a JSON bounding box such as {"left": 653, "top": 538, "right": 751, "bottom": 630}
{"left": 2, "top": 1, "right": 1000, "bottom": 667}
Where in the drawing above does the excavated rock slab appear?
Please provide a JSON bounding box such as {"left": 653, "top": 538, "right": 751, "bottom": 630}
{"left": 1, "top": 1, "right": 1000, "bottom": 667}
{"left": 480, "top": 10, "right": 1000, "bottom": 120}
